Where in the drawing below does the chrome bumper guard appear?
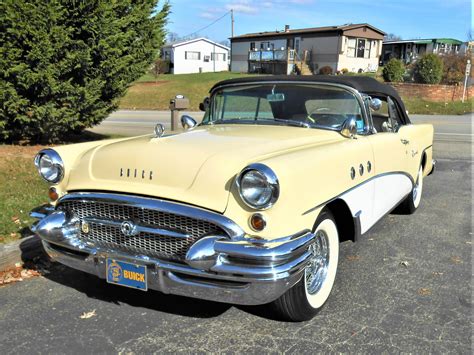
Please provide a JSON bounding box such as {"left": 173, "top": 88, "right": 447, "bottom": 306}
{"left": 31, "top": 199, "right": 315, "bottom": 305}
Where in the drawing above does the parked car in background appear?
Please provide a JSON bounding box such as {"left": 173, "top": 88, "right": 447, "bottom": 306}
{"left": 31, "top": 76, "right": 434, "bottom": 321}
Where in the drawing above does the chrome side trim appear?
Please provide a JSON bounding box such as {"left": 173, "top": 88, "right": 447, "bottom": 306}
{"left": 58, "top": 192, "right": 245, "bottom": 239}
{"left": 302, "top": 171, "right": 415, "bottom": 216}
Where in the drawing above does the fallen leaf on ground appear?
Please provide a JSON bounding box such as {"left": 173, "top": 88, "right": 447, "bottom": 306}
{"left": 450, "top": 256, "right": 462, "bottom": 264}
{"left": 346, "top": 255, "right": 360, "bottom": 261}
{"left": 399, "top": 261, "right": 409, "bottom": 267}
{"left": 80, "top": 310, "right": 97, "bottom": 319}
{"left": 418, "top": 288, "right": 432, "bottom": 296}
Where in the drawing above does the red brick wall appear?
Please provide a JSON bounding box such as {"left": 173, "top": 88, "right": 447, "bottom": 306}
{"left": 388, "top": 82, "right": 472, "bottom": 102}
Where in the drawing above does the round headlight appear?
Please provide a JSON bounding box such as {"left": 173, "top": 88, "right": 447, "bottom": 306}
{"left": 238, "top": 164, "right": 279, "bottom": 210}
{"left": 34, "top": 149, "right": 64, "bottom": 183}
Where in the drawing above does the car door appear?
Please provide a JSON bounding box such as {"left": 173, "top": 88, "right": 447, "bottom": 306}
{"left": 367, "top": 97, "right": 414, "bottom": 223}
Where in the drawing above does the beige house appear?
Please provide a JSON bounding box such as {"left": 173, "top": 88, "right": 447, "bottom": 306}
{"left": 230, "top": 23, "right": 385, "bottom": 75}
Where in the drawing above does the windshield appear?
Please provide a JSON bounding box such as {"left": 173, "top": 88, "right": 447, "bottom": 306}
{"left": 202, "top": 84, "right": 365, "bottom": 131}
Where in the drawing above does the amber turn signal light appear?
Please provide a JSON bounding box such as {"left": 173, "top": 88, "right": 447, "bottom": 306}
{"left": 249, "top": 213, "right": 266, "bottom": 232}
{"left": 48, "top": 187, "right": 59, "bottom": 201}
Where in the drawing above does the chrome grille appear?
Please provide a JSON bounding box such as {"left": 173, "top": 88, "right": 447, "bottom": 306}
{"left": 58, "top": 199, "right": 225, "bottom": 260}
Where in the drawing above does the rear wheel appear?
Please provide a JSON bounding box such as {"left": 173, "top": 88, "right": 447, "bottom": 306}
{"left": 395, "top": 165, "right": 423, "bottom": 214}
{"left": 271, "top": 209, "right": 339, "bottom": 321}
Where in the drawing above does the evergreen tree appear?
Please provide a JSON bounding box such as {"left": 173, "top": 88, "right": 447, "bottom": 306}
{"left": 1, "top": 0, "right": 170, "bottom": 143}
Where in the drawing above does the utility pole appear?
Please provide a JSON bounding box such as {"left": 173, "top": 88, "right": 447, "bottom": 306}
{"left": 231, "top": 9, "right": 234, "bottom": 39}
{"left": 230, "top": 9, "right": 234, "bottom": 71}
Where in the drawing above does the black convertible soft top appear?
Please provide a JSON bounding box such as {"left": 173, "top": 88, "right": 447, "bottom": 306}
{"left": 210, "top": 75, "right": 409, "bottom": 122}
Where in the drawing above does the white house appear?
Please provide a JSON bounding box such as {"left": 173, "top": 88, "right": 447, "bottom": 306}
{"left": 161, "top": 38, "right": 230, "bottom": 75}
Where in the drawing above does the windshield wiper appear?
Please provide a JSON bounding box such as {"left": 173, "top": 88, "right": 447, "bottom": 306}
{"left": 273, "top": 118, "right": 311, "bottom": 128}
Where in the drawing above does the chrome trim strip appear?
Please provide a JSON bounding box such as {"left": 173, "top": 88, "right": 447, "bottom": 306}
{"left": 302, "top": 171, "right": 415, "bottom": 216}
{"left": 58, "top": 192, "right": 245, "bottom": 239}
{"left": 83, "top": 217, "right": 191, "bottom": 239}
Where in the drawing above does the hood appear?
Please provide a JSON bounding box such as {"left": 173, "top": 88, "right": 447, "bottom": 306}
{"left": 65, "top": 125, "right": 342, "bottom": 212}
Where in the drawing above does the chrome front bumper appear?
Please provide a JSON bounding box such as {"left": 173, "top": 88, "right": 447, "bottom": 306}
{"left": 31, "top": 199, "right": 315, "bottom": 305}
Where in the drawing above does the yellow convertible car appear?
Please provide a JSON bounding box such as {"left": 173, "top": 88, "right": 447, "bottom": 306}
{"left": 31, "top": 76, "right": 434, "bottom": 321}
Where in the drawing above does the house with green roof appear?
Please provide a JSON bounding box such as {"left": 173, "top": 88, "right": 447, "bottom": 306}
{"left": 381, "top": 38, "right": 463, "bottom": 64}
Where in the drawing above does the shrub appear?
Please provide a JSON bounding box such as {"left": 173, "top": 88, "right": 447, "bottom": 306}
{"left": 382, "top": 59, "right": 405, "bottom": 82}
{"left": 341, "top": 68, "right": 349, "bottom": 74}
{"left": 441, "top": 54, "right": 468, "bottom": 85}
{"left": 0, "top": 0, "right": 170, "bottom": 143}
{"left": 319, "top": 66, "right": 333, "bottom": 75}
{"left": 414, "top": 54, "right": 443, "bottom": 84}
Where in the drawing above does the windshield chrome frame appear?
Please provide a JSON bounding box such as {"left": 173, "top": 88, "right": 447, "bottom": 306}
{"left": 204, "top": 81, "right": 374, "bottom": 135}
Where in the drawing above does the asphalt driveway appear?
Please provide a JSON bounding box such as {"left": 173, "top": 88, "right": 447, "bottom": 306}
{"left": 0, "top": 122, "right": 471, "bottom": 353}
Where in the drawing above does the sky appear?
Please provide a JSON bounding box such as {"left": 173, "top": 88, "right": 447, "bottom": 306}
{"left": 163, "top": 0, "right": 472, "bottom": 43}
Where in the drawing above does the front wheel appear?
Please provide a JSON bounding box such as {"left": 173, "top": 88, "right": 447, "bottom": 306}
{"left": 271, "top": 209, "right": 339, "bottom": 321}
{"left": 395, "top": 165, "right": 423, "bottom": 214}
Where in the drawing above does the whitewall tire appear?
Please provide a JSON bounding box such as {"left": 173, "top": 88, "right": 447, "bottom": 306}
{"left": 271, "top": 209, "right": 339, "bottom": 321}
{"left": 396, "top": 165, "right": 423, "bottom": 214}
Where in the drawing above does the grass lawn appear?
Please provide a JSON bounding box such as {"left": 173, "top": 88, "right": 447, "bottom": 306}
{"left": 120, "top": 72, "right": 472, "bottom": 115}
{"left": 119, "top": 72, "right": 258, "bottom": 111}
{"left": 404, "top": 99, "right": 473, "bottom": 115}
{"left": 0, "top": 132, "right": 124, "bottom": 244}
{"left": 0, "top": 145, "right": 49, "bottom": 243}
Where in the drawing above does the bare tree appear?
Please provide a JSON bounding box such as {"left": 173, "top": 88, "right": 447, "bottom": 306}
{"left": 384, "top": 33, "right": 402, "bottom": 41}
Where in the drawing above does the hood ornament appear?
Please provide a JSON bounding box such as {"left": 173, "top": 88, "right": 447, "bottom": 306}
{"left": 154, "top": 123, "right": 165, "bottom": 138}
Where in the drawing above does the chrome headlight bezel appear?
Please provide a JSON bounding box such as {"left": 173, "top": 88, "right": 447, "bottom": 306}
{"left": 236, "top": 163, "right": 280, "bottom": 210}
{"left": 34, "top": 149, "right": 64, "bottom": 184}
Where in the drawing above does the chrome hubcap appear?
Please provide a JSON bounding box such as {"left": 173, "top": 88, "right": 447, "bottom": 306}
{"left": 305, "top": 230, "right": 330, "bottom": 295}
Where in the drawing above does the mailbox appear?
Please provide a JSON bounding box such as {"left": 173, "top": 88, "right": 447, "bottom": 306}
{"left": 169, "top": 96, "right": 189, "bottom": 110}
{"left": 169, "top": 95, "right": 189, "bottom": 130}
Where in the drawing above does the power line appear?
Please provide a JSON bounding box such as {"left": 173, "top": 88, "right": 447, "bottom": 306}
{"left": 181, "top": 10, "right": 231, "bottom": 39}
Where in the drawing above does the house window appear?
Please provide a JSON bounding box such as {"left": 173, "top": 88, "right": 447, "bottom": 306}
{"left": 162, "top": 50, "right": 171, "bottom": 61}
{"left": 356, "top": 39, "right": 366, "bottom": 58}
{"left": 185, "top": 51, "right": 200, "bottom": 60}
{"left": 261, "top": 42, "right": 273, "bottom": 50}
{"left": 250, "top": 42, "right": 255, "bottom": 50}
{"left": 211, "top": 53, "right": 226, "bottom": 61}
{"left": 204, "top": 55, "right": 210, "bottom": 62}
{"left": 347, "top": 38, "right": 356, "bottom": 57}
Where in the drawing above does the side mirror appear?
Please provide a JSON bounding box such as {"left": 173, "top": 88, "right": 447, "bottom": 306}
{"left": 199, "top": 97, "right": 210, "bottom": 112}
{"left": 369, "top": 98, "right": 382, "bottom": 111}
{"left": 340, "top": 117, "right": 357, "bottom": 139}
{"left": 181, "top": 115, "right": 197, "bottom": 130}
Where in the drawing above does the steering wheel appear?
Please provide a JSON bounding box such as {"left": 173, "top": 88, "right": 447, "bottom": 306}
{"left": 306, "top": 107, "right": 332, "bottom": 124}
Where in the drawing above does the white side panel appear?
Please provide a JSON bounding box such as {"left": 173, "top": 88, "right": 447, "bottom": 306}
{"left": 340, "top": 173, "right": 412, "bottom": 234}
{"left": 372, "top": 174, "right": 412, "bottom": 223}
{"left": 339, "top": 179, "right": 375, "bottom": 234}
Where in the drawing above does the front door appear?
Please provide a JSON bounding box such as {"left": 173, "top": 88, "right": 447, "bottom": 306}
{"left": 367, "top": 97, "right": 414, "bottom": 222}
{"left": 294, "top": 37, "right": 301, "bottom": 57}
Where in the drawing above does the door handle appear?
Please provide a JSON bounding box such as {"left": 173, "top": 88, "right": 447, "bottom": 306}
{"left": 400, "top": 139, "right": 410, "bottom": 145}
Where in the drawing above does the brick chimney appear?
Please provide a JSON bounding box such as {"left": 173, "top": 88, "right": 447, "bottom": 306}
{"left": 284, "top": 25, "right": 290, "bottom": 32}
